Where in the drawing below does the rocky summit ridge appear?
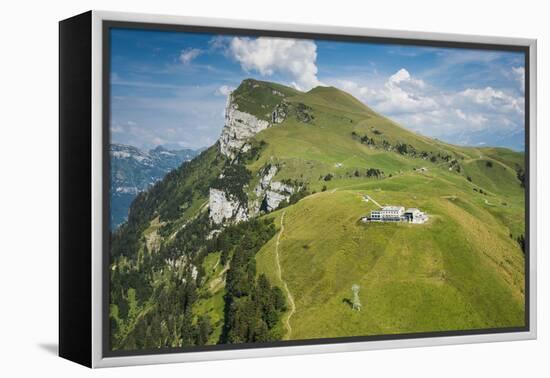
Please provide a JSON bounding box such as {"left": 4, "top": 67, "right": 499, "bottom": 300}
{"left": 208, "top": 79, "right": 301, "bottom": 225}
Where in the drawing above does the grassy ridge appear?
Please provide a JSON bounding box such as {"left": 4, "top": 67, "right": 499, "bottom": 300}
{"left": 251, "top": 83, "right": 524, "bottom": 339}
{"left": 257, "top": 185, "right": 524, "bottom": 339}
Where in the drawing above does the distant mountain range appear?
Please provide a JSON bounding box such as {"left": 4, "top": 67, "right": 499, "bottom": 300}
{"left": 110, "top": 143, "right": 203, "bottom": 229}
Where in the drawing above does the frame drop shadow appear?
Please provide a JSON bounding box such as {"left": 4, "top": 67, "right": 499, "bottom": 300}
{"left": 38, "top": 343, "right": 58, "bottom": 356}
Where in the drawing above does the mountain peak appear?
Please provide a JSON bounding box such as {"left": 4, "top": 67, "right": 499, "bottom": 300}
{"left": 235, "top": 78, "right": 301, "bottom": 96}
{"left": 305, "top": 85, "right": 376, "bottom": 114}
{"left": 152, "top": 145, "right": 167, "bottom": 152}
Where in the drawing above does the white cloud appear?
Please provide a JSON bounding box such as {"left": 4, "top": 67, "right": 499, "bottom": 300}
{"left": 332, "top": 68, "right": 436, "bottom": 115}
{"left": 179, "top": 48, "right": 202, "bottom": 64}
{"left": 512, "top": 66, "right": 525, "bottom": 92}
{"left": 455, "top": 109, "right": 488, "bottom": 126}
{"left": 333, "top": 80, "right": 379, "bottom": 101}
{"left": 378, "top": 69, "right": 436, "bottom": 114}
{"left": 209, "top": 36, "right": 230, "bottom": 50}
{"left": 388, "top": 68, "right": 425, "bottom": 89}
{"left": 215, "top": 85, "right": 234, "bottom": 97}
{"left": 110, "top": 84, "right": 227, "bottom": 150}
{"left": 228, "top": 37, "right": 323, "bottom": 91}
{"left": 459, "top": 87, "right": 523, "bottom": 114}
{"left": 327, "top": 67, "right": 524, "bottom": 147}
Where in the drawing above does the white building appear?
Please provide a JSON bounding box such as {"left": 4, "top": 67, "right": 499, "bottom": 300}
{"left": 362, "top": 205, "right": 428, "bottom": 224}
{"left": 369, "top": 206, "right": 404, "bottom": 221}
{"left": 404, "top": 208, "right": 428, "bottom": 224}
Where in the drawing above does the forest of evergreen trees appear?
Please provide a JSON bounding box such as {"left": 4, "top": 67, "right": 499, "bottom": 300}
{"left": 209, "top": 219, "right": 286, "bottom": 343}
{"left": 110, "top": 212, "right": 286, "bottom": 350}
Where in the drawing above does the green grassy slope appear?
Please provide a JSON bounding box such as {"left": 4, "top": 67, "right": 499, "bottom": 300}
{"left": 246, "top": 83, "right": 525, "bottom": 232}
{"left": 193, "top": 252, "right": 226, "bottom": 344}
{"left": 257, "top": 183, "right": 524, "bottom": 339}
{"left": 231, "top": 78, "right": 301, "bottom": 121}
{"left": 250, "top": 82, "right": 526, "bottom": 340}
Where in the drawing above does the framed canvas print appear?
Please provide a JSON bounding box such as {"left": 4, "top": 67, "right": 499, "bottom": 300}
{"left": 59, "top": 10, "right": 537, "bottom": 368}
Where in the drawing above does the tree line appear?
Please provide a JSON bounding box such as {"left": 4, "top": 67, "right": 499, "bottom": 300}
{"left": 209, "top": 218, "right": 287, "bottom": 343}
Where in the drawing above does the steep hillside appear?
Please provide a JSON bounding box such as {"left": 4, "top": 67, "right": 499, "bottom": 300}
{"left": 256, "top": 180, "right": 524, "bottom": 340}
{"left": 109, "top": 78, "right": 526, "bottom": 351}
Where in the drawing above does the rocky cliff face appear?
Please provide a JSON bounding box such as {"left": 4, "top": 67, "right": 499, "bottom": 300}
{"left": 270, "top": 181, "right": 294, "bottom": 194}
{"left": 263, "top": 190, "right": 288, "bottom": 212}
{"left": 209, "top": 84, "right": 299, "bottom": 226}
{"left": 271, "top": 101, "right": 314, "bottom": 125}
{"left": 250, "top": 165, "right": 279, "bottom": 216}
{"left": 271, "top": 101, "right": 288, "bottom": 124}
{"left": 219, "top": 94, "right": 270, "bottom": 160}
{"left": 255, "top": 165, "right": 278, "bottom": 196}
{"left": 208, "top": 188, "right": 249, "bottom": 225}
{"left": 250, "top": 165, "right": 295, "bottom": 214}
{"left": 263, "top": 180, "right": 294, "bottom": 212}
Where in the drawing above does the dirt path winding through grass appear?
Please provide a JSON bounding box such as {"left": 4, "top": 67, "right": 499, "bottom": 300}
{"left": 275, "top": 211, "right": 296, "bottom": 340}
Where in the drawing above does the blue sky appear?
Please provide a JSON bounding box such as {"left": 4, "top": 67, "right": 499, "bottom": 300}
{"left": 110, "top": 28, "right": 526, "bottom": 151}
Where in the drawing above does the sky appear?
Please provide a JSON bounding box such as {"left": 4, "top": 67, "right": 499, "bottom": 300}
{"left": 110, "top": 28, "right": 526, "bottom": 151}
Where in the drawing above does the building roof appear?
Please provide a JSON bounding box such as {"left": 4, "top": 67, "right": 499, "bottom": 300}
{"left": 405, "top": 208, "right": 420, "bottom": 212}
{"left": 382, "top": 206, "right": 404, "bottom": 211}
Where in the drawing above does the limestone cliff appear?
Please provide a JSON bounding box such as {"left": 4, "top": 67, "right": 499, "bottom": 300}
{"left": 209, "top": 81, "right": 300, "bottom": 225}
{"left": 208, "top": 188, "right": 249, "bottom": 225}
{"left": 262, "top": 180, "right": 294, "bottom": 212}
{"left": 263, "top": 190, "right": 288, "bottom": 212}
{"left": 250, "top": 165, "right": 279, "bottom": 216}
{"left": 219, "top": 94, "right": 270, "bottom": 160}
{"left": 251, "top": 165, "right": 295, "bottom": 215}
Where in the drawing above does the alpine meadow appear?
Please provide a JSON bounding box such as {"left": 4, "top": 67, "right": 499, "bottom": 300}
{"left": 108, "top": 30, "right": 526, "bottom": 353}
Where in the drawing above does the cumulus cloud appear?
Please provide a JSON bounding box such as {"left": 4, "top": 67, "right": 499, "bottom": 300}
{"left": 458, "top": 87, "right": 523, "bottom": 114}
{"left": 454, "top": 109, "right": 488, "bottom": 126}
{"left": 388, "top": 68, "right": 425, "bottom": 88}
{"left": 209, "top": 36, "right": 230, "bottom": 50}
{"left": 215, "top": 85, "right": 234, "bottom": 97}
{"left": 333, "top": 80, "right": 379, "bottom": 101}
{"left": 332, "top": 68, "right": 437, "bottom": 115}
{"left": 228, "top": 37, "right": 323, "bottom": 91}
{"left": 328, "top": 67, "right": 524, "bottom": 147}
{"left": 378, "top": 69, "right": 437, "bottom": 114}
{"left": 179, "top": 48, "right": 202, "bottom": 64}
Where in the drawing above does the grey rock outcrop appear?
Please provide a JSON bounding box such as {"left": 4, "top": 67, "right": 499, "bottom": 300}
{"left": 271, "top": 102, "right": 288, "bottom": 124}
{"left": 261, "top": 180, "right": 294, "bottom": 212}
{"left": 264, "top": 190, "right": 289, "bottom": 212}
{"left": 219, "top": 94, "right": 270, "bottom": 159}
{"left": 250, "top": 165, "right": 279, "bottom": 216}
{"left": 251, "top": 167, "right": 295, "bottom": 214}
{"left": 270, "top": 181, "right": 294, "bottom": 194}
{"left": 256, "top": 165, "right": 278, "bottom": 195}
{"left": 208, "top": 188, "right": 248, "bottom": 225}
{"left": 271, "top": 101, "right": 314, "bottom": 125}
{"left": 210, "top": 87, "right": 302, "bottom": 225}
